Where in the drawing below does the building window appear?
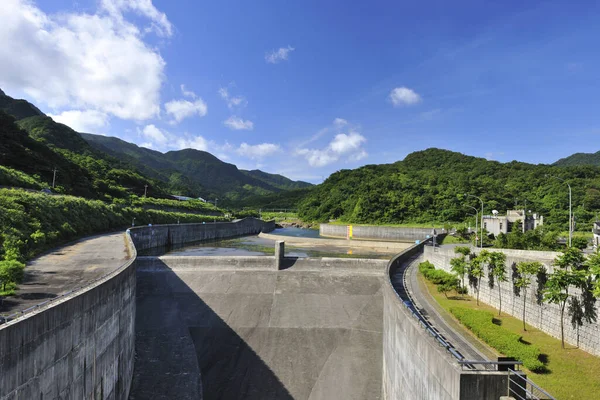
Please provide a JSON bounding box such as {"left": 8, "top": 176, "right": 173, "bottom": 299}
{"left": 500, "top": 222, "right": 503, "bottom": 230}
{"left": 484, "top": 222, "right": 487, "bottom": 229}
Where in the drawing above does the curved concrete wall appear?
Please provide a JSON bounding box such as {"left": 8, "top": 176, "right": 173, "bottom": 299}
{"left": 383, "top": 244, "right": 509, "bottom": 400}
{"left": 0, "top": 218, "right": 275, "bottom": 400}
{"left": 130, "top": 217, "right": 275, "bottom": 252}
{"left": 0, "top": 233, "right": 137, "bottom": 400}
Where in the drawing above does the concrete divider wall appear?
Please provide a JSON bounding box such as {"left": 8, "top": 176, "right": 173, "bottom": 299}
{"left": 320, "top": 223, "right": 442, "bottom": 241}
{"left": 130, "top": 217, "right": 275, "bottom": 251}
{"left": 424, "top": 246, "right": 600, "bottom": 356}
{"left": 136, "top": 255, "right": 388, "bottom": 274}
{"left": 383, "top": 244, "right": 509, "bottom": 400}
{"left": 0, "top": 233, "right": 137, "bottom": 400}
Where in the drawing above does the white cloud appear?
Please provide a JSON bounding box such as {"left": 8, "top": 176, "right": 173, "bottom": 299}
{"left": 218, "top": 87, "right": 246, "bottom": 109}
{"left": 165, "top": 98, "right": 207, "bottom": 123}
{"left": 237, "top": 143, "right": 281, "bottom": 159}
{"left": 389, "top": 87, "right": 421, "bottom": 107}
{"left": 140, "top": 142, "right": 154, "bottom": 149}
{"left": 224, "top": 116, "right": 254, "bottom": 131}
{"left": 333, "top": 118, "right": 348, "bottom": 128}
{"left": 48, "top": 109, "right": 109, "bottom": 133}
{"left": 100, "top": 0, "right": 173, "bottom": 37}
{"left": 265, "top": 45, "right": 295, "bottom": 64}
{"left": 180, "top": 84, "right": 196, "bottom": 99}
{"left": 296, "top": 121, "right": 368, "bottom": 167}
{"left": 0, "top": 0, "right": 168, "bottom": 121}
{"left": 329, "top": 132, "right": 366, "bottom": 154}
{"left": 175, "top": 136, "right": 209, "bottom": 151}
{"left": 295, "top": 148, "right": 338, "bottom": 167}
{"left": 141, "top": 124, "right": 168, "bottom": 144}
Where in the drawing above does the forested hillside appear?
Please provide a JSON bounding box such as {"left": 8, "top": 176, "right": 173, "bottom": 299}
{"left": 554, "top": 151, "right": 600, "bottom": 167}
{"left": 81, "top": 132, "right": 312, "bottom": 200}
{"left": 298, "top": 148, "right": 600, "bottom": 230}
{"left": 0, "top": 89, "right": 310, "bottom": 201}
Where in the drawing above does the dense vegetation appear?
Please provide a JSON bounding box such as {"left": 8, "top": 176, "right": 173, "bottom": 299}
{"left": 81, "top": 132, "right": 311, "bottom": 200}
{"left": 0, "top": 189, "right": 229, "bottom": 263}
{"left": 298, "top": 148, "right": 600, "bottom": 233}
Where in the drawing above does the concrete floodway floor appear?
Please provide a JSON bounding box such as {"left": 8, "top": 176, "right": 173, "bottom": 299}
{"left": 0, "top": 232, "right": 129, "bottom": 316}
{"left": 130, "top": 261, "right": 383, "bottom": 400}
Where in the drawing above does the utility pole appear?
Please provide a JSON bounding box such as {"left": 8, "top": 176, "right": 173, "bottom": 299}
{"left": 52, "top": 167, "right": 58, "bottom": 189}
{"left": 465, "top": 206, "right": 478, "bottom": 247}
{"left": 144, "top": 184, "right": 148, "bottom": 198}
{"left": 465, "top": 194, "right": 484, "bottom": 249}
{"left": 546, "top": 175, "right": 572, "bottom": 247}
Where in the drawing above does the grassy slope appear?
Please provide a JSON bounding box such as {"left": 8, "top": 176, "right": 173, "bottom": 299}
{"left": 419, "top": 273, "right": 600, "bottom": 400}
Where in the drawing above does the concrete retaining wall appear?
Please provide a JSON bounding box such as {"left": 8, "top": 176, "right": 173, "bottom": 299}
{"left": 0, "top": 218, "right": 275, "bottom": 400}
{"left": 130, "top": 217, "right": 275, "bottom": 252}
{"left": 383, "top": 244, "right": 509, "bottom": 400}
{"left": 0, "top": 233, "right": 137, "bottom": 400}
{"left": 320, "top": 223, "right": 442, "bottom": 241}
{"left": 424, "top": 246, "right": 600, "bottom": 356}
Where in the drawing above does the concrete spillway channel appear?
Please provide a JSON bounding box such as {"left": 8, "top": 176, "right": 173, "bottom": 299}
{"left": 129, "top": 255, "right": 389, "bottom": 400}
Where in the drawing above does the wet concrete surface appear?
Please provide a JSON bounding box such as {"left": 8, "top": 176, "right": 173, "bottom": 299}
{"left": 0, "top": 232, "right": 129, "bottom": 316}
{"left": 130, "top": 259, "right": 383, "bottom": 400}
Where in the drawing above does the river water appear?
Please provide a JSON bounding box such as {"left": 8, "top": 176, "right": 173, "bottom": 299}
{"left": 165, "top": 227, "right": 395, "bottom": 259}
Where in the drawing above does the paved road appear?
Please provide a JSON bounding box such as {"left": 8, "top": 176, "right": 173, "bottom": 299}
{"left": 131, "top": 259, "right": 383, "bottom": 400}
{"left": 0, "top": 232, "right": 130, "bottom": 316}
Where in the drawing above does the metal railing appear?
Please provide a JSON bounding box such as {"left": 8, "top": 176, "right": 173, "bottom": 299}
{"left": 0, "top": 231, "right": 136, "bottom": 326}
{"left": 508, "top": 368, "right": 555, "bottom": 400}
{"left": 390, "top": 251, "right": 479, "bottom": 369}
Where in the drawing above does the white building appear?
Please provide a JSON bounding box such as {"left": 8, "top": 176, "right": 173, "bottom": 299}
{"left": 482, "top": 209, "right": 543, "bottom": 236}
{"left": 593, "top": 221, "right": 600, "bottom": 250}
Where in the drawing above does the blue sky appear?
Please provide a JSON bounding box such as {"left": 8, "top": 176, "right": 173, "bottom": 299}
{"left": 1, "top": 0, "right": 599, "bottom": 182}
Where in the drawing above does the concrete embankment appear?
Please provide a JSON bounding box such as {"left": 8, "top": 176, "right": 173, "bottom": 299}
{"left": 259, "top": 232, "right": 412, "bottom": 251}
{"left": 0, "top": 217, "right": 274, "bottom": 400}
{"left": 320, "top": 224, "right": 443, "bottom": 241}
{"left": 382, "top": 243, "right": 510, "bottom": 400}
{"left": 0, "top": 232, "right": 137, "bottom": 400}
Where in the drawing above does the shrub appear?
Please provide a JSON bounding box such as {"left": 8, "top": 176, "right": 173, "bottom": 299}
{"left": 450, "top": 307, "right": 546, "bottom": 372}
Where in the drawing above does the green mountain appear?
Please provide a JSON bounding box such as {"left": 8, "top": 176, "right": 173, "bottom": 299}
{"left": 0, "top": 89, "right": 43, "bottom": 120}
{"left": 553, "top": 151, "right": 600, "bottom": 167}
{"left": 0, "top": 89, "right": 309, "bottom": 202}
{"left": 81, "top": 132, "right": 312, "bottom": 200}
{"left": 298, "top": 148, "right": 600, "bottom": 230}
{"left": 241, "top": 169, "right": 312, "bottom": 190}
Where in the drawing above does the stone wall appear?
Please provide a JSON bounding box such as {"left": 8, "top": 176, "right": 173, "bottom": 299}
{"left": 423, "top": 246, "right": 600, "bottom": 356}
{"left": 0, "top": 233, "right": 137, "bottom": 400}
{"left": 320, "top": 223, "right": 441, "bottom": 241}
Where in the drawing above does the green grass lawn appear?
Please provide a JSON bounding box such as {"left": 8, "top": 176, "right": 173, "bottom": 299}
{"left": 439, "top": 235, "right": 470, "bottom": 245}
{"left": 419, "top": 274, "right": 600, "bottom": 400}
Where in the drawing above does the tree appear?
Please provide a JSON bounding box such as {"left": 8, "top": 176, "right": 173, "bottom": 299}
{"left": 451, "top": 246, "right": 471, "bottom": 292}
{"left": 0, "top": 260, "right": 25, "bottom": 291}
{"left": 469, "top": 254, "right": 485, "bottom": 305}
{"left": 487, "top": 251, "right": 507, "bottom": 316}
{"left": 587, "top": 251, "right": 600, "bottom": 297}
{"left": 437, "top": 278, "right": 460, "bottom": 298}
{"left": 514, "top": 261, "right": 542, "bottom": 331}
{"left": 543, "top": 247, "right": 586, "bottom": 348}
